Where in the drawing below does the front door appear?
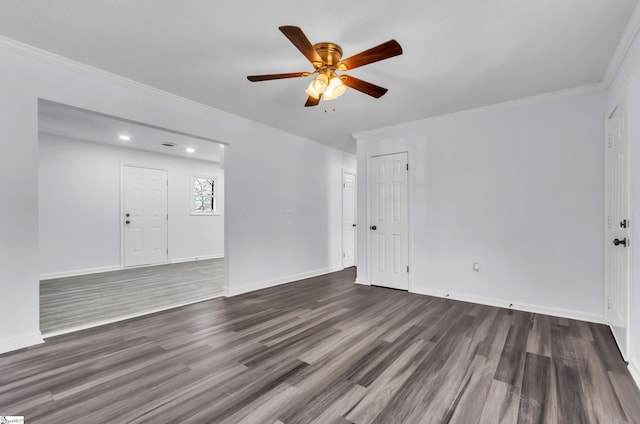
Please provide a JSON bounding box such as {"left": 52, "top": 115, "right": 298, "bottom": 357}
{"left": 605, "top": 95, "right": 631, "bottom": 360}
{"left": 368, "top": 152, "right": 409, "bottom": 290}
{"left": 123, "top": 166, "right": 168, "bottom": 267}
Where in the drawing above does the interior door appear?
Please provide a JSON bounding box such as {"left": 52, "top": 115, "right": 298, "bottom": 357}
{"left": 343, "top": 172, "right": 356, "bottom": 268}
{"left": 605, "top": 96, "right": 630, "bottom": 360}
{"left": 123, "top": 166, "right": 168, "bottom": 267}
{"left": 368, "top": 152, "right": 409, "bottom": 290}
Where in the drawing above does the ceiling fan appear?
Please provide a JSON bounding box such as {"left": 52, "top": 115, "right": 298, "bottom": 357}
{"left": 247, "top": 26, "right": 403, "bottom": 107}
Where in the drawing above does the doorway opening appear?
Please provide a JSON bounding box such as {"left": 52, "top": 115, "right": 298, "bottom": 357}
{"left": 38, "top": 99, "right": 226, "bottom": 336}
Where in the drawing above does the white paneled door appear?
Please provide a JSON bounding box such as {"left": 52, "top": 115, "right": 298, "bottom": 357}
{"left": 368, "top": 152, "right": 409, "bottom": 290}
{"left": 605, "top": 96, "right": 630, "bottom": 360}
{"left": 343, "top": 172, "right": 356, "bottom": 268}
{"left": 123, "top": 166, "right": 168, "bottom": 267}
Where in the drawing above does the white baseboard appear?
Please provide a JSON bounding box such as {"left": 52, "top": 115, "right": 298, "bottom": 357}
{"left": 409, "top": 286, "right": 605, "bottom": 324}
{"left": 40, "top": 265, "right": 121, "bottom": 281}
{"left": 0, "top": 331, "right": 44, "bottom": 355}
{"left": 169, "top": 254, "right": 224, "bottom": 264}
{"left": 224, "top": 266, "right": 344, "bottom": 297}
{"left": 630, "top": 357, "right": 640, "bottom": 390}
{"left": 355, "top": 278, "right": 371, "bottom": 286}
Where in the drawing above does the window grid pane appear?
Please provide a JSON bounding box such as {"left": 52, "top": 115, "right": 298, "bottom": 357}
{"left": 193, "top": 177, "right": 216, "bottom": 213}
{"left": 194, "top": 195, "right": 214, "bottom": 212}
{"left": 194, "top": 178, "right": 214, "bottom": 196}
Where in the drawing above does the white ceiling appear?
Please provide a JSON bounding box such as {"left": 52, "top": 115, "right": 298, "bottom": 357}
{"left": 1, "top": 0, "right": 638, "bottom": 153}
{"left": 38, "top": 100, "right": 223, "bottom": 163}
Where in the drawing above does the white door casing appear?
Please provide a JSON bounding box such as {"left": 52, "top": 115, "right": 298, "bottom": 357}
{"left": 343, "top": 172, "right": 356, "bottom": 268}
{"left": 123, "top": 166, "right": 168, "bottom": 267}
{"left": 368, "top": 152, "right": 409, "bottom": 290}
{"left": 605, "top": 95, "right": 631, "bottom": 360}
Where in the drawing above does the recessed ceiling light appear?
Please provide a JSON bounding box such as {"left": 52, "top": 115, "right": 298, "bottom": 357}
{"left": 161, "top": 142, "right": 176, "bottom": 147}
{"left": 119, "top": 135, "right": 131, "bottom": 141}
{"left": 185, "top": 147, "right": 195, "bottom": 153}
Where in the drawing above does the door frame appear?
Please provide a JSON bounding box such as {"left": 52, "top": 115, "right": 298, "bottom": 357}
{"left": 366, "top": 150, "right": 412, "bottom": 290}
{"left": 342, "top": 169, "right": 357, "bottom": 268}
{"left": 604, "top": 85, "right": 633, "bottom": 361}
{"left": 120, "top": 163, "right": 169, "bottom": 268}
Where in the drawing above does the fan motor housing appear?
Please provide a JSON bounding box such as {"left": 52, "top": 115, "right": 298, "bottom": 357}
{"left": 313, "top": 42, "right": 343, "bottom": 67}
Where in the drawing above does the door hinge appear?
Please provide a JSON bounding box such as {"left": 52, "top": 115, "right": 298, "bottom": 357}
{"left": 607, "top": 297, "right": 612, "bottom": 309}
{"left": 167, "top": 214, "right": 169, "bottom": 220}
{"left": 407, "top": 265, "right": 409, "bottom": 273}
{"left": 343, "top": 252, "right": 346, "bottom": 258}
{"left": 406, "top": 163, "right": 409, "bottom": 171}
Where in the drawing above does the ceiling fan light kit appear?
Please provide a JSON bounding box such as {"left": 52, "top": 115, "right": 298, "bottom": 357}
{"left": 311, "top": 73, "right": 328, "bottom": 92}
{"left": 247, "top": 26, "right": 403, "bottom": 107}
{"left": 305, "top": 71, "right": 347, "bottom": 101}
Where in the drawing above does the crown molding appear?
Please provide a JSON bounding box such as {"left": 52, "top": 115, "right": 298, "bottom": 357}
{"left": 0, "top": 35, "right": 232, "bottom": 119}
{"left": 603, "top": 2, "right": 640, "bottom": 87}
{"left": 353, "top": 83, "right": 605, "bottom": 140}
{"left": 354, "top": 3, "right": 640, "bottom": 141}
{"left": 0, "top": 35, "right": 347, "bottom": 153}
{"left": 2, "top": 13, "right": 635, "bottom": 149}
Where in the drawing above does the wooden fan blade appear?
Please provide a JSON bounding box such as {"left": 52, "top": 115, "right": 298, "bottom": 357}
{"left": 343, "top": 75, "right": 388, "bottom": 98}
{"left": 338, "top": 40, "right": 403, "bottom": 70}
{"left": 247, "top": 72, "right": 310, "bottom": 82}
{"left": 305, "top": 94, "right": 321, "bottom": 107}
{"left": 279, "top": 26, "right": 323, "bottom": 67}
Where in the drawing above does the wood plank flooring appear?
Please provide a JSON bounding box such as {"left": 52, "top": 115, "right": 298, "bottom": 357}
{"left": 3, "top": 267, "right": 638, "bottom": 423}
{"left": 40, "top": 258, "right": 224, "bottom": 334}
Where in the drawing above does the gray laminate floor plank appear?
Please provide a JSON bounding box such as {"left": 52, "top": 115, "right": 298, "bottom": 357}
{"left": 40, "top": 258, "right": 224, "bottom": 334}
{"left": 1, "top": 267, "right": 638, "bottom": 423}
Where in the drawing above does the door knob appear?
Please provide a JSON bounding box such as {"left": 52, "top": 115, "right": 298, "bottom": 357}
{"left": 613, "top": 238, "right": 627, "bottom": 247}
{"left": 352, "top": 223, "right": 357, "bottom": 227}
{"left": 125, "top": 220, "right": 131, "bottom": 225}
{"left": 370, "top": 225, "right": 377, "bottom": 230}
{"left": 126, "top": 213, "right": 130, "bottom": 217}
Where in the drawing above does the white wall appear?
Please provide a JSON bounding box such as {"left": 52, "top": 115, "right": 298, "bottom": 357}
{"left": 0, "top": 60, "right": 40, "bottom": 352}
{"left": 608, "top": 27, "right": 640, "bottom": 384}
{"left": 224, "top": 125, "right": 356, "bottom": 295}
{"left": 38, "top": 133, "right": 224, "bottom": 278}
{"left": 356, "top": 90, "right": 606, "bottom": 322}
{"left": 0, "top": 41, "right": 355, "bottom": 353}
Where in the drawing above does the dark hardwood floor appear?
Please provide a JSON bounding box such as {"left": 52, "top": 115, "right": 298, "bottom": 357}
{"left": 2, "top": 268, "right": 639, "bottom": 423}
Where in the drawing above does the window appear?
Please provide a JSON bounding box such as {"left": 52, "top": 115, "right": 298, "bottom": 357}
{"left": 192, "top": 176, "right": 218, "bottom": 215}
